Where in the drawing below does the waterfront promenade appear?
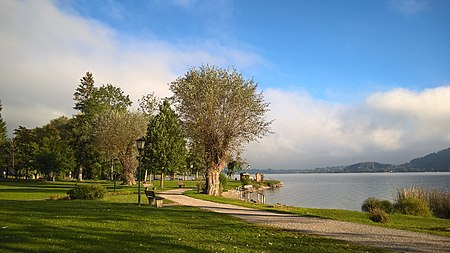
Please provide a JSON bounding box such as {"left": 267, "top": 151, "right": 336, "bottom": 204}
{"left": 160, "top": 188, "right": 450, "bottom": 253}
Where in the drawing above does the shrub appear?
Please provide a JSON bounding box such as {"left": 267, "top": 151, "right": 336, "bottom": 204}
{"left": 423, "top": 188, "right": 450, "bottom": 219}
{"left": 361, "top": 197, "right": 393, "bottom": 213}
{"left": 67, "top": 184, "right": 108, "bottom": 200}
{"left": 395, "top": 186, "right": 449, "bottom": 218}
{"left": 368, "top": 207, "right": 389, "bottom": 223}
{"left": 219, "top": 173, "right": 228, "bottom": 192}
{"left": 48, "top": 194, "right": 69, "bottom": 201}
{"left": 394, "top": 195, "right": 433, "bottom": 217}
{"left": 240, "top": 175, "right": 251, "bottom": 185}
{"left": 263, "top": 180, "right": 282, "bottom": 188}
{"left": 196, "top": 181, "right": 206, "bottom": 193}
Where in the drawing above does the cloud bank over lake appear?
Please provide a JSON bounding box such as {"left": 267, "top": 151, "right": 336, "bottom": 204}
{"left": 244, "top": 86, "right": 450, "bottom": 169}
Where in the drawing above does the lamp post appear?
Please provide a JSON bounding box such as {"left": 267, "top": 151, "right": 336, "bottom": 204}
{"left": 136, "top": 137, "right": 145, "bottom": 206}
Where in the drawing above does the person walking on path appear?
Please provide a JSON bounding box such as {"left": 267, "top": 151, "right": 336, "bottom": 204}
{"left": 159, "top": 188, "right": 450, "bottom": 253}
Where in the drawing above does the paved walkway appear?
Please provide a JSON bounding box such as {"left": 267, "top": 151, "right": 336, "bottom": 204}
{"left": 159, "top": 188, "right": 450, "bottom": 253}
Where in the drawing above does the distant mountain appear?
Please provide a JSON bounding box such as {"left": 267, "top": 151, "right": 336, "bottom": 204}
{"left": 250, "top": 146, "right": 450, "bottom": 174}
{"left": 344, "top": 162, "right": 396, "bottom": 173}
{"left": 408, "top": 147, "right": 450, "bottom": 172}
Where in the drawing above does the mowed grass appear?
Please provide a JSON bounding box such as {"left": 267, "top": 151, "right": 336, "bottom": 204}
{"left": 0, "top": 180, "right": 387, "bottom": 253}
{"left": 186, "top": 191, "right": 450, "bottom": 237}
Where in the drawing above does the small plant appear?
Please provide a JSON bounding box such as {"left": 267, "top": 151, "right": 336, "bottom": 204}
{"left": 263, "top": 180, "right": 282, "bottom": 188}
{"left": 48, "top": 194, "right": 69, "bottom": 201}
{"left": 361, "top": 197, "right": 393, "bottom": 213}
{"left": 368, "top": 207, "right": 389, "bottom": 223}
{"left": 196, "top": 181, "right": 206, "bottom": 193}
{"left": 219, "top": 173, "right": 228, "bottom": 193}
{"left": 240, "top": 174, "right": 251, "bottom": 185}
{"left": 67, "top": 184, "right": 108, "bottom": 200}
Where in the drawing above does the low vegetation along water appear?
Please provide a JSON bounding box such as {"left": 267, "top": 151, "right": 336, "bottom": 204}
{"left": 263, "top": 172, "right": 450, "bottom": 211}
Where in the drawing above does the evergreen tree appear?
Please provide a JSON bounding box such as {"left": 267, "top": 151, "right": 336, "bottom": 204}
{"left": 13, "top": 126, "right": 37, "bottom": 179}
{"left": 144, "top": 100, "right": 187, "bottom": 187}
{"left": 0, "top": 100, "right": 8, "bottom": 176}
{"left": 71, "top": 72, "right": 133, "bottom": 180}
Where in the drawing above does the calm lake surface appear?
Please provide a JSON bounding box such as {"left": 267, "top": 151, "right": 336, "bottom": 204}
{"left": 263, "top": 172, "right": 450, "bottom": 211}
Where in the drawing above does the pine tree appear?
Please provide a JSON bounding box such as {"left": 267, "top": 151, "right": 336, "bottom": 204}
{"left": 144, "top": 100, "right": 187, "bottom": 187}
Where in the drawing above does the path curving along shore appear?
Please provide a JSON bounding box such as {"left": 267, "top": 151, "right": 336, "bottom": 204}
{"left": 159, "top": 188, "right": 450, "bottom": 253}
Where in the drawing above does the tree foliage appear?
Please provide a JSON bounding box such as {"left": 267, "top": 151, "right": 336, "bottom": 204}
{"left": 72, "top": 72, "right": 133, "bottom": 181}
{"left": 34, "top": 117, "right": 76, "bottom": 181}
{"left": 144, "top": 100, "right": 187, "bottom": 187}
{"left": 92, "top": 109, "right": 147, "bottom": 185}
{"left": 0, "top": 100, "right": 8, "bottom": 174}
{"left": 138, "top": 93, "right": 161, "bottom": 118}
{"left": 170, "top": 65, "right": 271, "bottom": 195}
{"left": 13, "top": 126, "right": 38, "bottom": 179}
{"left": 226, "top": 156, "right": 244, "bottom": 179}
{"left": 0, "top": 100, "right": 7, "bottom": 144}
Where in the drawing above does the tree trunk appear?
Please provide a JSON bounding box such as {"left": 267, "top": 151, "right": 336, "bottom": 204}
{"left": 78, "top": 166, "right": 83, "bottom": 181}
{"left": 160, "top": 172, "right": 164, "bottom": 188}
{"left": 206, "top": 161, "right": 226, "bottom": 196}
{"left": 120, "top": 143, "right": 138, "bottom": 185}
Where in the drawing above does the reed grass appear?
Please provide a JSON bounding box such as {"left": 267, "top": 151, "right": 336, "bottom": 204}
{"left": 395, "top": 186, "right": 450, "bottom": 219}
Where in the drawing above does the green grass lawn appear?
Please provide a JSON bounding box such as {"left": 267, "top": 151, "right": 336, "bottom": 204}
{"left": 186, "top": 191, "right": 450, "bottom": 237}
{"left": 0, "top": 179, "right": 389, "bottom": 253}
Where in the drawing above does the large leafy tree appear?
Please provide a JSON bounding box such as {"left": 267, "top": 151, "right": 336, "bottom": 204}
{"left": 13, "top": 126, "right": 38, "bottom": 179}
{"left": 34, "top": 117, "right": 76, "bottom": 181}
{"left": 144, "top": 100, "right": 187, "bottom": 187}
{"left": 170, "top": 65, "right": 272, "bottom": 195}
{"left": 92, "top": 110, "right": 147, "bottom": 185}
{"left": 72, "top": 72, "right": 132, "bottom": 180}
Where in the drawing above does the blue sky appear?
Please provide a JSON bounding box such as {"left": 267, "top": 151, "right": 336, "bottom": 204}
{"left": 1, "top": 0, "right": 450, "bottom": 169}
{"left": 57, "top": 0, "right": 450, "bottom": 100}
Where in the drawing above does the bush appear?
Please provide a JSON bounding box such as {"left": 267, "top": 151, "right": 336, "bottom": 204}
{"left": 361, "top": 197, "right": 393, "bottom": 213}
{"left": 423, "top": 188, "right": 450, "bottom": 219}
{"left": 67, "top": 184, "right": 108, "bottom": 200}
{"left": 263, "top": 180, "right": 282, "bottom": 188}
{"left": 48, "top": 194, "right": 69, "bottom": 201}
{"left": 394, "top": 186, "right": 449, "bottom": 218}
{"left": 219, "top": 173, "right": 228, "bottom": 192}
{"left": 368, "top": 207, "right": 389, "bottom": 223}
{"left": 240, "top": 175, "right": 251, "bottom": 185}
{"left": 196, "top": 181, "right": 206, "bottom": 193}
{"left": 394, "top": 196, "right": 433, "bottom": 217}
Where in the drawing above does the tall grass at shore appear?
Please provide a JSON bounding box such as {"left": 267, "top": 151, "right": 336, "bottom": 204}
{"left": 395, "top": 186, "right": 450, "bottom": 219}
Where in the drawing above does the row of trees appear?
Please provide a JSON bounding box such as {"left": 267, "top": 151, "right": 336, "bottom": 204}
{"left": 0, "top": 65, "right": 271, "bottom": 195}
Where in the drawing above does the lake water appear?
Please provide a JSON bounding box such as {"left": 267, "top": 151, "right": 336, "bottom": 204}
{"left": 262, "top": 172, "right": 450, "bottom": 211}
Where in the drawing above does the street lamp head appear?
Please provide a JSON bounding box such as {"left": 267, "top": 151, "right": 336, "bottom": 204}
{"left": 136, "top": 137, "right": 146, "bottom": 152}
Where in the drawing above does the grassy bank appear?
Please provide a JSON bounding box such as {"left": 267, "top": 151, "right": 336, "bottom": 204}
{"left": 185, "top": 191, "right": 450, "bottom": 237}
{"left": 0, "top": 179, "right": 386, "bottom": 252}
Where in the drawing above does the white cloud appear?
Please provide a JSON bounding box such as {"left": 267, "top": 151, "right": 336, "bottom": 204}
{"left": 390, "top": 0, "right": 429, "bottom": 14}
{"left": 243, "top": 86, "right": 450, "bottom": 169}
{"left": 1, "top": 0, "right": 448, "bottom": 170}
{"left": 0, "top": 0, "right": 262, "bottom": 133}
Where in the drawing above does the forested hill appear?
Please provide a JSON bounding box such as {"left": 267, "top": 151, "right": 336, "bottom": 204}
{"left": 249, "top": 146, "right": 450, "bottom": 174}
{"left": 408, "top": 147, "right": 450, "bottom": 172}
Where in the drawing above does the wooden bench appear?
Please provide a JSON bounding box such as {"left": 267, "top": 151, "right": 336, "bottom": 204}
{"left": 143, "top": 183, "right": 154, "bottom": 190}
{"left": 177, "top": 181, "right": 185, "bottom": 188}
{"left": 145, "top": 190, "right": 165, "bottom": 208}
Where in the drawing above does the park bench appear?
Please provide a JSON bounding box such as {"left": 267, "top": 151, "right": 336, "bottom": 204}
{"left": 177, "top": 181, "right": 185, "bottom": 188}
{"left": 143, "top": 183, "right": 154, "bottom": 190}
{"left": 145, "top": 190, "right": 165, "bottom": 208}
